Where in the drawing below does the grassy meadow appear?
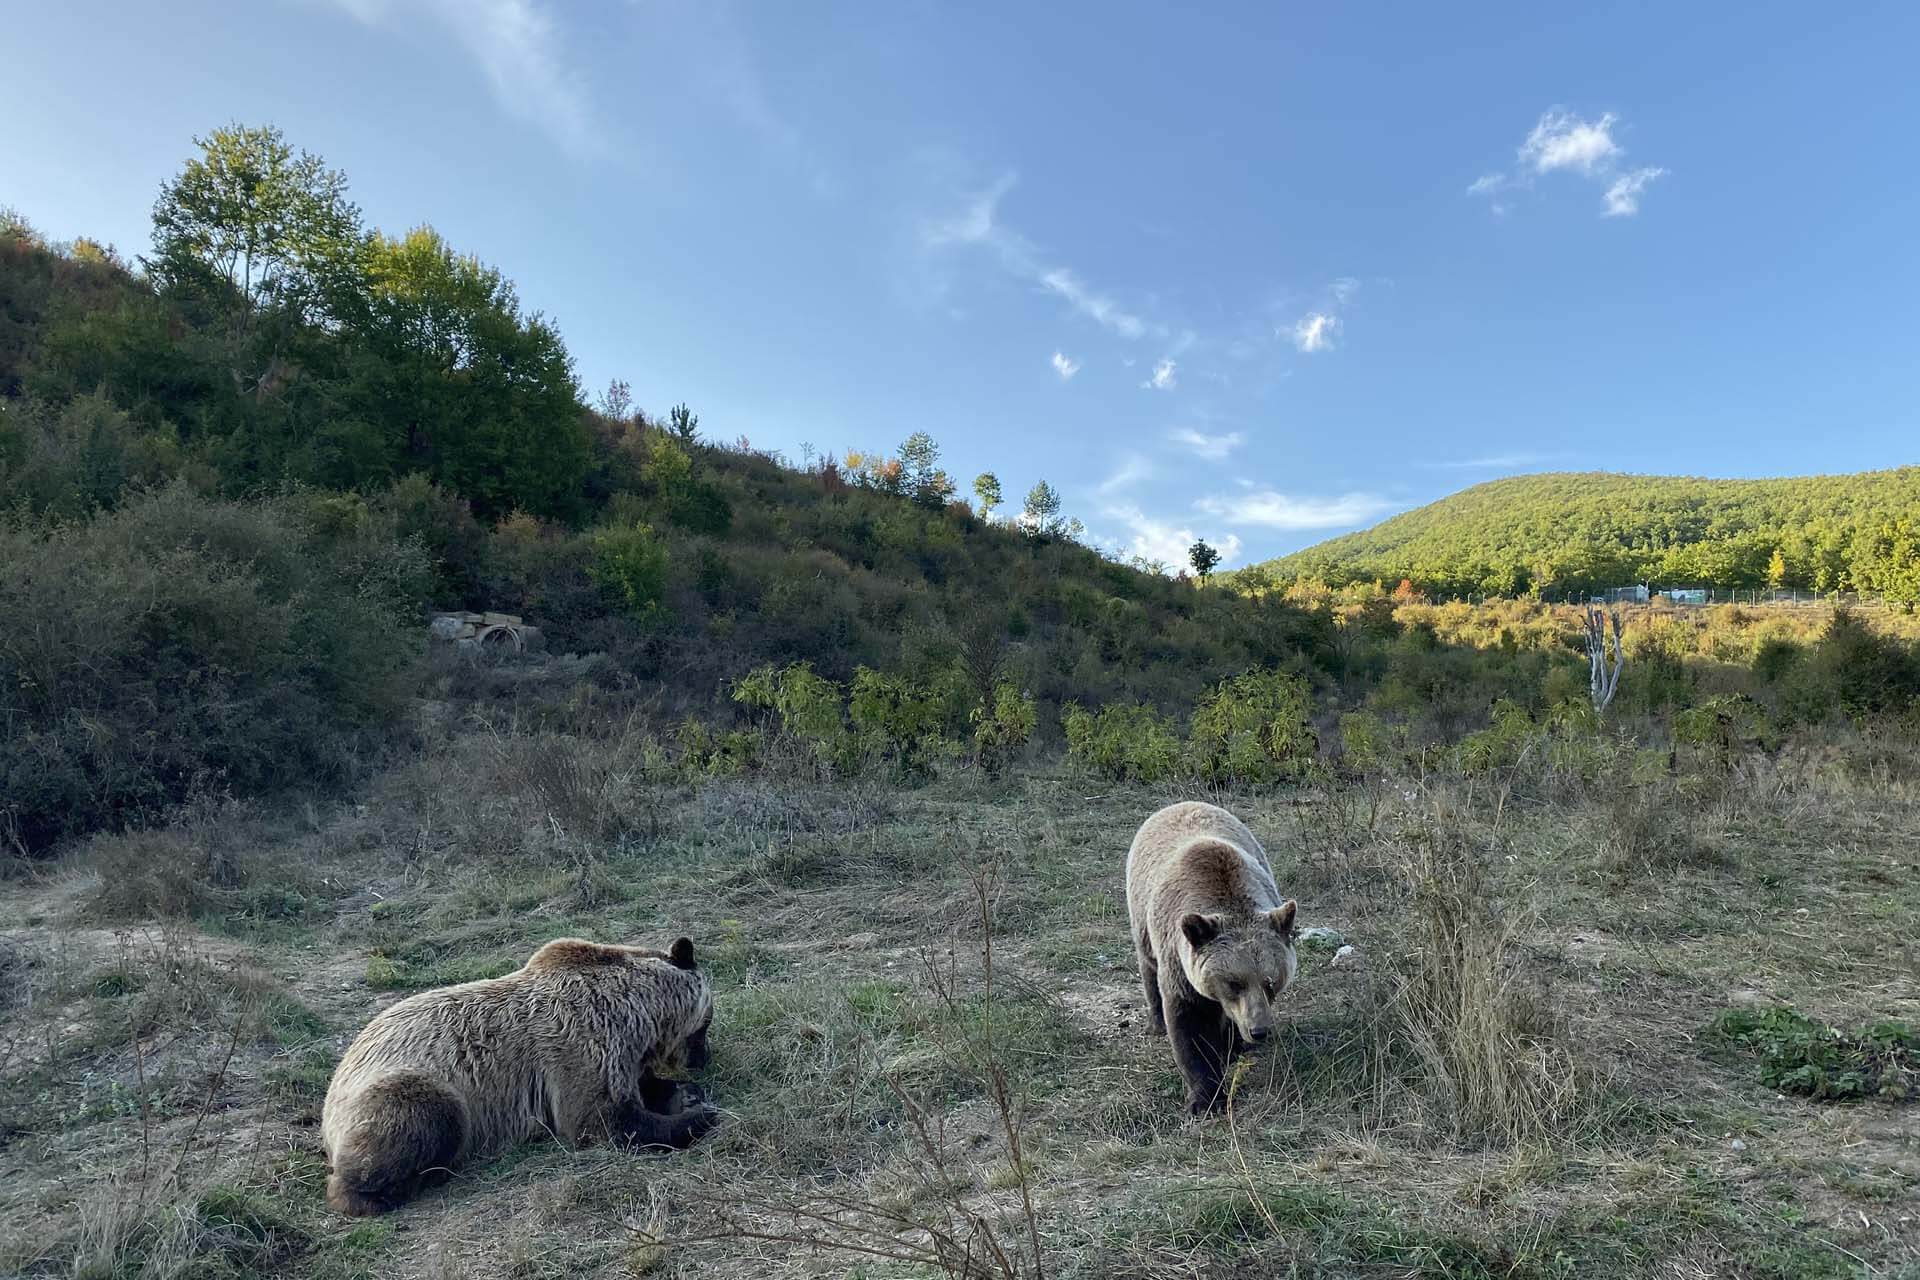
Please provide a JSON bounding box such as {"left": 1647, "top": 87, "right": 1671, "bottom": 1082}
{"left": 2, "top": 656, "right": 1916, "bottom": 1279}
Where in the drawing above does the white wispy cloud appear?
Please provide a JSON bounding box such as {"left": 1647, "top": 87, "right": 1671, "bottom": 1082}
{"left": 331, "top": 0, "right": 597, "bottom": 156}
{"left": 1042, "top": 269, "right": 1151, "bottom": 340}
{"left": 1603, "top": 166, "right": 1667, "bottom": 217}
{"left": 1197, "top": 489, "right": 1393, "bottom": 530}
{"left": 1105, "top": 505, "right": 1242, "bottom": 571}
{"left": 1141, "top": 357, "right": 1177, "bottom": 390}
{"left": 1170, "top": 428, "right": 1245, "bottom": 461}
{"left": 1474, "top": 109, "right": 1666, "bottom": 218}
{"left": 1520, "top": 110, "right": 1621, "bottom": 175}
{"left": 1050, "top": 350, "right": 1080, "bottom": 380}
{"left": 1097, "top": 455, "right": 1154, "bottom": 495}
{"left": 1291, "top": 312, "right": 1338, "bottom": 353}
{"left": 1420, "top": 452, "right": 1554, "bottom": 470}
{"left": 922, "top": 172, "right": 1017, "bottom": 247}
{"left": 921, "top": 172, "right": 1165, "bottom": 341}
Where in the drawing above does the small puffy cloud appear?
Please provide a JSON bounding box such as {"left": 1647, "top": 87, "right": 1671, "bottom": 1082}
{"left": 1520, "top": 110, "right": 1621, "bottom": 176}
{"left": 1170, "top": 428, "right": 1244, "bottom": 461}
{"left": 1142, "top": 358, "right": 1177, "bottom": 390}
{"left": 1197, "top": 489, "right": 1393, "bottom": 530}
{"left": 1603, "top": 166, "right": 1667, "bottom": 217}
{"left": 1050, "top": 350, "right": 1080, "bottom": 380}
{"left": 1291, "top": 312, "right": 1338, "bottom": 353}
{"left": 1476, "top": 109, "right": 1665, "bottom": 219}
{"left": 1106, "top": 505, "right": 1242, "bottom": 571}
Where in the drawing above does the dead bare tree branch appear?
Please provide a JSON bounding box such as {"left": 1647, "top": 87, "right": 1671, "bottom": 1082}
{"left": 1583, "top": 607, "right": 1626, "bottom": 715}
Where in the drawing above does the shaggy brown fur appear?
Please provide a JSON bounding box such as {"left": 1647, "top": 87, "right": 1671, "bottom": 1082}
{"left": 321, "top": 936, "right": 716, "bottom": 1216}
{"left": 1126, "top": 801, "right": 1299, "bottom": 1114}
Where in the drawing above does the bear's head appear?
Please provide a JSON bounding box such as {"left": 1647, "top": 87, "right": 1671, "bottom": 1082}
{"left": 1177, "top": 902, "right": 1298, "bottom": 1043}
{"left": 652, "top": 936, "right": 714, "bottom": 1074}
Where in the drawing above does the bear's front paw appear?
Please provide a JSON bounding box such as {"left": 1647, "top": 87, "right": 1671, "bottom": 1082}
{"left": 686, "top": 1103, "right": 722, "bottom": 1143}
{"left": 1186, "top": 1090, "right": 1226, "bottom": 1118}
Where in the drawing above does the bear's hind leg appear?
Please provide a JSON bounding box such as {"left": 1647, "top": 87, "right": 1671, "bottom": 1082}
{"left": 1137, "top": 936, "right": 1166, "bottom": 1036}
{"left": 327, "top": 1073, "right": 466, "bottom": 1216}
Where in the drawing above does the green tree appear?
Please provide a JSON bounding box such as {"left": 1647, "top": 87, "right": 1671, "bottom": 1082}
{"left": 667, "top": 403, "right": 699, "bottom": 442}
{"left": 898, "top": 431, "right": 954, "bottom": 509}
{"left": 148, "top": 124, "right": 364, "bottom": 390}
{"left": 1767, "top": 548, "right": 1789, "bottom": 591}
{"left": 351, "top": 226, "right": 588, "bottom": 517}
{"left": 1022, "top": 479, "right": 1069, "bottom": 540}
{"left": 1189, "top": 540, "right": 1221, "bottom": 579}
{"left": 973, "top": 471, "right": 1002, "bottom": 519}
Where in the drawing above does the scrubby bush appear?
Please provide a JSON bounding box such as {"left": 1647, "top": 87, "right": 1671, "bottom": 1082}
{"left": 1188, "top": 669, "right": 1319, "bottom": 784}
{"left": 971, "top": 681, "right": 1036, "bottom": 778}
{"left": 1787, "top": 608, "right": 1919, "bottom": 719}
{"left": 849, "top": 668, "right": 946, "bottom": 777}
{"left": 1674, "top": 694, "right": 1780, "bottom": 758}
{"left": 0, "top": 485, "right": 427, "bottom": 856}
{"left": 1063, "top": 701, "right": 1183, "bottom": 783}
{"left": 587, "top": 521, "right": 669, "bottom": 620}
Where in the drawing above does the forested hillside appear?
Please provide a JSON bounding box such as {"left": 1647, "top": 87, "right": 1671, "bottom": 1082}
{"left": 1234, "top": 469, "right": 1920, "bottom": 600}
{"left": 0, "top": 126, "right": 1329, "bottom": 852}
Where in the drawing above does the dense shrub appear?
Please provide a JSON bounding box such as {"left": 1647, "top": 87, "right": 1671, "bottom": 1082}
{"left": 848, "top": 668, "right": 946, "bottom": 776}
{"left": 587, "top": 521, "right": 670, "bottom": 620}
{"left": 971, "top": 681, "right": 1036, "bottom": 778}
{"left": 0, "top": 485, "right": 427, "bottom": 856}
{"left": 1788, "top": 609, "right": 1919, "bottom": 718}
{"left": 1063, "top": 701, "right": 1183, "bottom": 783}
{"left": 1188, "top": 669, "right": 1319, "bottom": 784}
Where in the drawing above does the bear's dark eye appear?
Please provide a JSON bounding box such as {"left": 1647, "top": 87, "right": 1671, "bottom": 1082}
{"left": 1263, "top": 980, "right": 1277, "bottom": 999}
{"left": 1223, "top": 979, "right": 1244, "bottom": 998}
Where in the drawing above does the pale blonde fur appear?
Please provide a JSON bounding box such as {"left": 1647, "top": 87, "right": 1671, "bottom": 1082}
{"left": 321, "top": 938, "right": 711, "bottom": 1214}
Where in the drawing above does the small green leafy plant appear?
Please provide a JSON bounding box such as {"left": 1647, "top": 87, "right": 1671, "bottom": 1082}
{"left": 1707, "top": 1006, "right": 1918, "bottom": 1101}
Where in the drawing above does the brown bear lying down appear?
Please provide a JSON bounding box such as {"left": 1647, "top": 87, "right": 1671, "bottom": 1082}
{"left": 1126, "top": 801, "right": 1300, "bottom": 1114}
{"left": 321, "top": 936, "right": 718, "bottom": 1216}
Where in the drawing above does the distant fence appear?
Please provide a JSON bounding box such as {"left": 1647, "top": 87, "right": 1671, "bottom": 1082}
{"left": 1527, "top": 590, "right": 1902, "bottom": 610}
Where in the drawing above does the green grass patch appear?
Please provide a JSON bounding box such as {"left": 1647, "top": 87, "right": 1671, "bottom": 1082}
{"left": 1707, "top": 1006, "right": 1918, "bottom": 1101}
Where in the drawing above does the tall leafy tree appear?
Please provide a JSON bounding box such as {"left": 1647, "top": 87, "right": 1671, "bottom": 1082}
{"left": 148, "top": 124, "right": 365, "bottom": 394}
{"left": 973, "top": 471, "right": 1002, "bottom": 519}
{"left": 346, "top": 227, "right": 588, "bottom": 518}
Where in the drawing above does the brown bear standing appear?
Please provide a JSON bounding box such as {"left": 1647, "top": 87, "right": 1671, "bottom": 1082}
{"left": 321, "top": 936, "right": 717, "bottom": 1215}
{"left": 1126, "top": 801, "right": 1299, "bottom": 1114}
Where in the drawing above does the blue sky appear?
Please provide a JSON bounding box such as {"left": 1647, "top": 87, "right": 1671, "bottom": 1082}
{"left": 6, "top": 1, "right": 1918, "bottom": 567}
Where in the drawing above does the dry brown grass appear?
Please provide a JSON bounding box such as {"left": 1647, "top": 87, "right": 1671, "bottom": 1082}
{"left": 2, "top": 721, "right": 1916, "bottom": 1278}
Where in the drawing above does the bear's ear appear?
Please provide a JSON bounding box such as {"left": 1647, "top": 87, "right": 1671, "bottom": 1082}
{"left": 1268, "top": 901, "right": 1298, "bottom": 938}
{"left": 668, "top": 937, "right": 697, "bottom": 971}
{"left": 1180, "top": 913, "right": 1221, "bottom": 949}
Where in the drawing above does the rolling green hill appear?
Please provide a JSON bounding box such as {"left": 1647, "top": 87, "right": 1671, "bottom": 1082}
{"left": 1233, "top": 470, "right": 1920, "bottom": 601}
